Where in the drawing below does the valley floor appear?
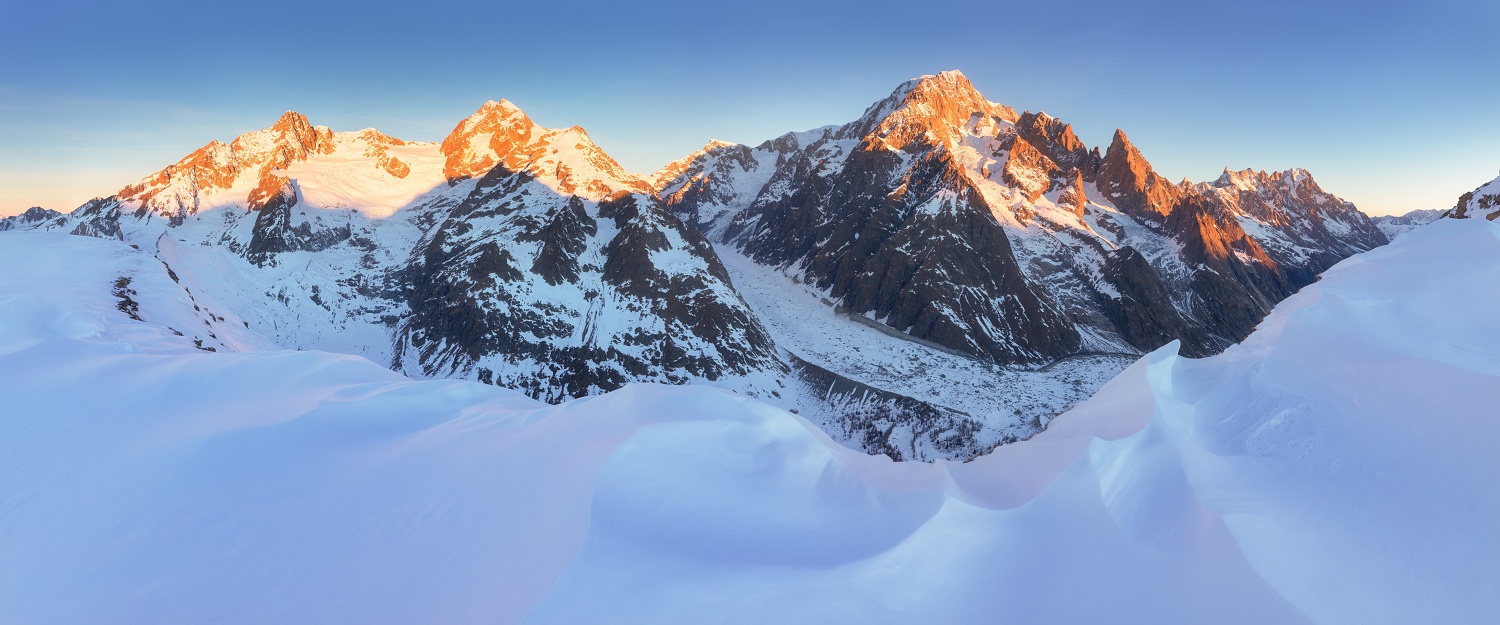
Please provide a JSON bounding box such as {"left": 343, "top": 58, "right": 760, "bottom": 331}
{"left": 718, "top": 246, "right": 1136, "bottom": 451}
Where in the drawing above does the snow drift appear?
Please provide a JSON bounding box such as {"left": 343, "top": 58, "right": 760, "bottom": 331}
{"left": 2, "top": 217, "right": 1498, "bottom": 623}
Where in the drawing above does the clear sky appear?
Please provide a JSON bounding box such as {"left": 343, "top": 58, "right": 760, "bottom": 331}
{"left": 3, "top": 0, "right": 1497, "bottom": 216}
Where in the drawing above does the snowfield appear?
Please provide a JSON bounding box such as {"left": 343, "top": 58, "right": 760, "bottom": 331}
{"left": 2, "top": 217, "right": 1498, "bottom": 623}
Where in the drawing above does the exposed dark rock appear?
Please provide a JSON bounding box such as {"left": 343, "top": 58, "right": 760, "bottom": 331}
{"left": 243, "top": 180, "right": 351, "bottom": 267}
{"left": 789, "top": 353, "right": 987, "bottom": 461}
{"left": 725, "top": 141, "right": 1081, "bottom": 364}
{"left": 69, "top": 198, "right": 125, "bottom": 239}
{"left": 518, "top": 196, "right": 595, "bottom": 285}
{"left": 395, "top": 165, "right": 783, "bottom": 402}
{"left": 112, "top": 276, "right": 142, "bottom": 321}
{"left": 656, "top": 71, "right": 1389, "bottom": 372}
{"left": 1099, "top": 247, "right": 1217, "bottom": 356}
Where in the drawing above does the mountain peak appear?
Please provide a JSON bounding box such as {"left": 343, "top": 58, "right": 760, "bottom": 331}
{"left": 230, "top": 110, "right": 333, "bottom": 163}
{"left": 901, "top": 69, "right": 973, "bottom": 93}
{"left": 1098, "top": 129, "right": 1179, "bottom": 220}
{"left": 894, "top": 70, "right": 998, "bottom": 113}
{"left": 474, "top": 99, "right": 526, "bottom": 118}
{"left": 441, "top": 99, "right": 545, "bottom": 183}
{"left": 849, "top": 70, "right": 1018, "bottom": 151}
{"left": 439, "top": 99, "right": 648, "bottom": 198}
{"left": 271, "top": 110, "right": 309, "bottom": 130}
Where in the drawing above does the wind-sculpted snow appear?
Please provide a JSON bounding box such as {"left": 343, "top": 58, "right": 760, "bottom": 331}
{"left": 4, "top": 217, "right": 1497, "bottom": 622}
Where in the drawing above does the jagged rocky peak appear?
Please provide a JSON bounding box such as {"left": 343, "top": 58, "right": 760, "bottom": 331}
{"left": 241, "top": 110, "right": 335, "bottom": 159}
{"left": 847, "top": 70, "right": 1019, "bottom": 151}
{"left": 1014, "top": 110, "right": 1094, "bottom": 172}
{"left": 1196, "top": 166, "right": 1385, "bottom": 241}
{"left": 1096, "top": 129, "right": 1180, "bottom": 221}
{"left": 440, "top": 99, "right": 651, "bottom": 199}
{"left": 113, "top": 110, "right": 338, "bottom": 220}
{"left": 1210, "top": 167, "right": 1315, "bottom": 192}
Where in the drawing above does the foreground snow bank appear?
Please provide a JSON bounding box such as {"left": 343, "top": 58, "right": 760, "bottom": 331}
{"left": 1, "top": 221, "right": 1497, "bottom": 624}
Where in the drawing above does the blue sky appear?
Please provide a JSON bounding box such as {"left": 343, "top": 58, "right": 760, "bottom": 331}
{"left": 2, "top": 0, "right": 1497, "bottom": 216}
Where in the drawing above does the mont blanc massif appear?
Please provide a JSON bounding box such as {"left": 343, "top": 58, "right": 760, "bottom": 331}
{"left": 3, "top": 71, "right": 1498, "bottom": 623}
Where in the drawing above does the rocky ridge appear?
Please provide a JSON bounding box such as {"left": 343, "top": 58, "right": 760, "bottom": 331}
{"left": 28, "top": 103, "right": 783, "bottom": 405}
{"left": 656, "top": 70, "right": 1388, "bottom": 368}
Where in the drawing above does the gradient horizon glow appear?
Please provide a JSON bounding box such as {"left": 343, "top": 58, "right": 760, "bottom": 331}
{"left": 3, "top": 0, "right": 1497, "bottom": 217}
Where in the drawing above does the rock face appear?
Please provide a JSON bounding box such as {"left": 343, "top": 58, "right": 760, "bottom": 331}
{"left": 655, "top": 70, "right": 1389, "bottom": 363}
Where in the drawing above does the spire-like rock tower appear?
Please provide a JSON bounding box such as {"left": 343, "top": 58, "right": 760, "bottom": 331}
{"left": 1097, "top": 129, "right": 1180, "bottom": 221}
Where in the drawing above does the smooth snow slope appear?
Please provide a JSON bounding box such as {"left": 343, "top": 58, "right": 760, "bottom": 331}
{"left": 2, "top": 219, "right": 1498, "bottom": 623}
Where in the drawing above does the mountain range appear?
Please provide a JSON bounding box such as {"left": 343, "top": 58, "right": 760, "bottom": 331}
{"left": 2, "top": 70, "right": 1399, "bottom": 460}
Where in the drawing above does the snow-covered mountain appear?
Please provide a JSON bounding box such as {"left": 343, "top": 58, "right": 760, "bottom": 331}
{"left": 15, "top": 105, "right": 786, "bottom": 404}
{"left": 0, "top": 206, "right": 63, "bottom": 231}
{"left": 3, "top": 212, "right": 1497, "bottom": 624}
{"left": 0, "top": 72, "right": 1391, "bottom": 460}
{"left": 1372, "top": 208, "right": 1445, "bottom": 239}
{"left": 390, "top": 101, "right": 783, "bottom": 400}
{"left": 655, "top": 70, "right": 1387, "bottom": 365}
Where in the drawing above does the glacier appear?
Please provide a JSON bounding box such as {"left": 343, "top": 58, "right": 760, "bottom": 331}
{"left": 2, "top": 217, "right": 1498, "bottom": 623}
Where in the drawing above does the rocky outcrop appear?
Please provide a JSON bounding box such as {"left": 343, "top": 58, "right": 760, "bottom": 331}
{"left": 1056, "top": 170, "right": 1088, "bottom": 217}
{"left": 1449, "top": 172, "right": 1500, "bottom": 220}
{"left": 242, "top": 178, "right": 351, "bottom": 266}
{"left": 359, "top": 129, "right": 411, "bottom": 179}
